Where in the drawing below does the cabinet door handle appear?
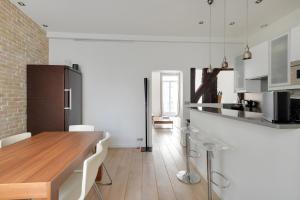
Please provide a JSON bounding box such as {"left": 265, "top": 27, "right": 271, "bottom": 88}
{"left": 64, "top": 88, "right": 72, "bottom": 110}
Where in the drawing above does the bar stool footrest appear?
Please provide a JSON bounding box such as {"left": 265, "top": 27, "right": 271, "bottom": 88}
{"left": 211, "top": 170, "right": 231, "bottom": 189}
{"left": 188, "top": 149, "right": 201, "bottom": 158}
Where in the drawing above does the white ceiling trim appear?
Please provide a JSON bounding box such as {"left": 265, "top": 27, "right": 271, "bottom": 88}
{"left": 47, "top": 32, "right": 244, "bottom": 44}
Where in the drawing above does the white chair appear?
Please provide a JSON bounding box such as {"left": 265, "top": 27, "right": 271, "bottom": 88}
{"left": 96, "top": 132, "right": 112, "bottom": 185}
{"left": 69, "top": 125, "right": 95, "bottom": 132}
{"left": 59, "top": 144, "right": 105, "bottom": 200}
{"left": 0, "top": 132, "right": 31, "bottom": 148}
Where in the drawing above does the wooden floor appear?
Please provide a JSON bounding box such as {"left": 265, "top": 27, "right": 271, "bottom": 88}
{"left": 87, "top": 128, "right": 219, "bottom": 200}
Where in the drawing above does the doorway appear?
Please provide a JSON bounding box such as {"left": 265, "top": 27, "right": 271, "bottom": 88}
{"left": 151, "top": 70, "right": 183, "bottom": 130}
{"left": 161, "top": 73, "right": 180, "bottom": 116}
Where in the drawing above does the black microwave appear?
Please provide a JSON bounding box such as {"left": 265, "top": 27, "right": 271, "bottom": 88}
{"left": 262, "top": 91, "right": 290, "bottom": 123}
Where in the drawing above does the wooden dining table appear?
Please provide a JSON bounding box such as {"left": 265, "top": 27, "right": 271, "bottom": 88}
{"left": 0, "top": 131, "right": 102, "bottom": 200}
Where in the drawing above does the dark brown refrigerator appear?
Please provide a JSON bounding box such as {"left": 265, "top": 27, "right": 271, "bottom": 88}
{"left": 27, "top": 65, "right": 82, "bottom": 135}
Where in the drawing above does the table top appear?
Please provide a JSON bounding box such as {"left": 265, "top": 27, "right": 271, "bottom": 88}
{"left": 0, "top": 131, "right": 102, "bottom": 199}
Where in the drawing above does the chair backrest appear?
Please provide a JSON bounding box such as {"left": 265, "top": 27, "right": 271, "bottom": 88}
{"left": 97, "top": 132, "right": 110, "bottom": 159}
{"left": 0, "top": 132, "right": 31, "bottom": 148}
{"left": 69, "top": 125, "right": 95, "bottom": 132}
{"left": 79, "top": 145, "right": 105, "bottom": 200}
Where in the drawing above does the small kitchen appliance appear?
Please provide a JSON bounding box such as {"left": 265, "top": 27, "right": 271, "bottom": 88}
{"left": 290, "top": 60, "right": 300, "bottom": 85}
{"left": 262, "top": 91, "right": 290, "bottom": 123}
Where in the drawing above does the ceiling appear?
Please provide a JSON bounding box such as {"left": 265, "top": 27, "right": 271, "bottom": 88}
{"left": 10, "top": 0, "right": 300, "bottom": 37}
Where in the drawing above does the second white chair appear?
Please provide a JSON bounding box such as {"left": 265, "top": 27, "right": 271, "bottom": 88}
{"left": 59, "top": 144, "right": 105, "bottom": 200}
{"left": 69, "top": 125, "right": 95, "bottom": 132}
{"left": 0, "top": 132, "right": 31, "bottom": 148}
{"left": 70, "top": 124, "right": 97, "bottom": 172}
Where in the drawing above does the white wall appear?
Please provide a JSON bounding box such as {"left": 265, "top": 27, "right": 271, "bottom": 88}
{"left": 249, "top": 7, "right": 300, "bottom": 46}
{"left": 151, "top": 71, "right": 161, "bottom": 116}
{"left": 218, "top": 71, "right": 237, "bottom": 103}
{"left": 49, "top": 39, "right": 242, "bottom": 147}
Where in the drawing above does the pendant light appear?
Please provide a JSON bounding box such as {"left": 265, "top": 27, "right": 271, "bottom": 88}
{"left": 207, "top": 0, "right": 213, "bottom": 73}
{"left": 221, "top": 0, "right": 229, "bottom": 68}
{"left": 243, "top": 0, "right": 252, "bottom": 60}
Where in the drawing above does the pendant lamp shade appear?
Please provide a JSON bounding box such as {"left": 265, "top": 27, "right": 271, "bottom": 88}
{"left": 207, "top": 64, "right": 213, "bottom": 73}
{"left": 221, "top": 57, "right": 229, "bottom": 68}
{"left": 243, "top": 45, "right": 252, "bottom": 60}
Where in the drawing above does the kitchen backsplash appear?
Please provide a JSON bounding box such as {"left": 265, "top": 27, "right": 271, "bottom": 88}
{"left": 244, "top": 90, "right": 300, "bottom": 113}
{"left": 244, "top": 93, "right": 263, "bottom": 112}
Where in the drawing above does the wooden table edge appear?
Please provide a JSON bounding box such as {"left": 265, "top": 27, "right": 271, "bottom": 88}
{"left": 0, "top": 182, "right": 49, "bottom": 199}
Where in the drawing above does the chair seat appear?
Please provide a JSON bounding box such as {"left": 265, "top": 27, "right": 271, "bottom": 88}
{"left": 59, "top": 172, "right": 82, "bottom": 200}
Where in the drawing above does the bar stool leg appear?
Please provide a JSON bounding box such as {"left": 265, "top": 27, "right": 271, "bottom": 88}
{"left": 207, "top": 151, "right": 213, "bottom": 200}
{"left": 176, "top": 131, "right": 201, "bottom": 184}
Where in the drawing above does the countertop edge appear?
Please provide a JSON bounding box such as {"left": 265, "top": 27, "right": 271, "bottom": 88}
{"left": 190, "top": 107, "right": 300, "bottom": 130}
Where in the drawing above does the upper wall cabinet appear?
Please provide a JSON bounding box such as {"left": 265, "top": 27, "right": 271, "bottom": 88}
{"left": 244, "top": 41, "right": 269, "bottom": 79}
{"left": 234, "top": 55, "right": 262, "bottom": 93}
{"left": 234, "top": 55, "right": 245, "bottom": 92}
{"left": 291, "top": 25, "right": 300, "bottom": 62}
{"left": 269, "top": 33, "right": 290, "bottom": 89}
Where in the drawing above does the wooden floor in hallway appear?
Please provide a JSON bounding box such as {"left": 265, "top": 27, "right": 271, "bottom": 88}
{"left": 86, "top": 128, "right": 219, "bottom": 200}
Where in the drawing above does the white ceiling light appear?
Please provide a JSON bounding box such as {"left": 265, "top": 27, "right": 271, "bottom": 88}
{"left": 260, "top": 23, "right": 268, "bottom": 28}
{"left": 229, "top": 21, "right": 235, "bottom": 26}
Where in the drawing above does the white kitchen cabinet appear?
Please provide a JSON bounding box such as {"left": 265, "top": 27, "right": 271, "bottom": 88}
{"left": 291, "top": 25, "right": 300, "bottom": 62}
{"left": 234, "top": 55, "right": 245, "bottom": 92}
{"left": 269, "top": 33, "right": 290, "bottom": 89}
{"left": 244, "top": 41, "right": 269, "bottom": 79}
{"left": 234, "top": 55, "right": 262, "bottom": 93}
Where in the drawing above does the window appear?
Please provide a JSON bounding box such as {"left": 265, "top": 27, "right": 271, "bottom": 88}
{"left": 161, "top": 73, "right": 180, "bottom": 116}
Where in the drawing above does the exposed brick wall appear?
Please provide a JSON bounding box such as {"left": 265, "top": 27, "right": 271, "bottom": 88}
{"left": 0, "top": 0, "right": 48, "bottom": 138}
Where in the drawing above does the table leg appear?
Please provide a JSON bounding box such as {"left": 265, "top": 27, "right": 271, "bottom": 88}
{"left": 96, "top": 164, "right": 103, "bottom": 181}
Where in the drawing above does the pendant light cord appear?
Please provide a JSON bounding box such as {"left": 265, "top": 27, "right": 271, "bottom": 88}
{"left": 209, "top": 3, "right": 212, "bottom": 67}
{"left": 246, "top": 0, "right": 249, "bottom": 45}
{"left": 224, "top": 0, "right": 226, "bottom": 57}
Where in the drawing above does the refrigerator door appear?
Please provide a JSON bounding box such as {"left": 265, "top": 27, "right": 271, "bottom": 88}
{"left": 27, "top": 65, "right": 65, "bottom": 135}
{"left": 64, "top": 68, "right": 82, "bottom": 130}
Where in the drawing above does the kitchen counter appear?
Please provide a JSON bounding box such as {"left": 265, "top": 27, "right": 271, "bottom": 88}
{"left": 189, "top": 107, "right": 300, "bottom": 200}
{"left": 190, "top": 106, "right": 300, "bottom": 129}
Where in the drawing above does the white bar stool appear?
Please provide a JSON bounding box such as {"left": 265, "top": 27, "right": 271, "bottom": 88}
{"left": 176, "top": 124, "right": 201, "bottom": 184}
{"left": 191, "top": 135, "right": 231, "bottom": 200}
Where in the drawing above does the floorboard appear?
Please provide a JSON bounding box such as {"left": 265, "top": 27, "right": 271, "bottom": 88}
{"left": 125, "top": 149, "right": 143, "bottom": 200}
